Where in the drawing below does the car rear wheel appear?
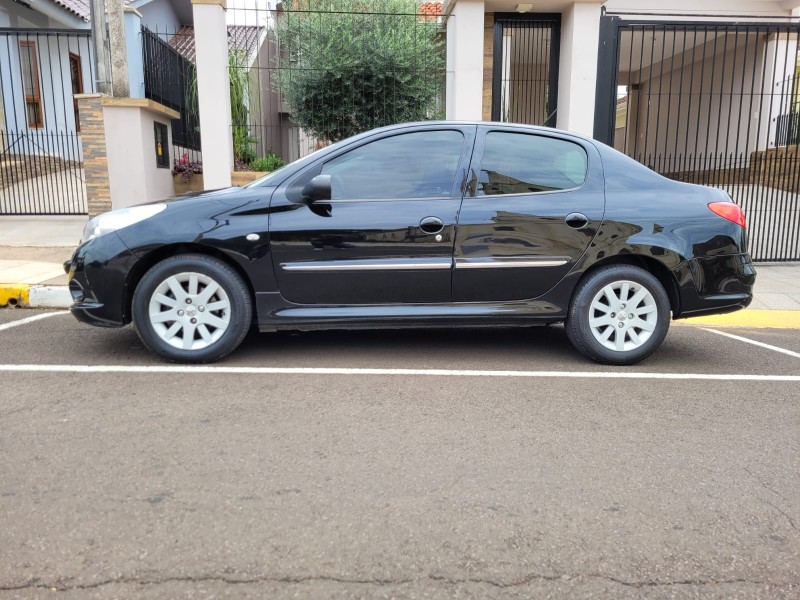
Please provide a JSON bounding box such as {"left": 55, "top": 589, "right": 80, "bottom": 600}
{"left": 565, "top": 265, "right": 670, "bottom": 365}
{"left": 132, "top": 254, "right": 252, "bottom": 363}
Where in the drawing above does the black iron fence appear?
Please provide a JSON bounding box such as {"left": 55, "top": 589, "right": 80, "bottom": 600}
{"left": 141, "top": 26, "right": 201, "bottom": 169}
{"left": 776, "top": 111, "right": 800, "bottom": 146}
{"left": 0, "top": 28, "right": 94, "bottom": 215}
{"left": 597, "top": 18, "right": 800, "bottom": 261}
{"left": 226, "top": 3, "right": 448, "bottom": 171}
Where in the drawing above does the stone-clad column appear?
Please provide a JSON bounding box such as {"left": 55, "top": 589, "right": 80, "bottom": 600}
{"left": 75, "top": 93, "right": 111, "bottom": 217}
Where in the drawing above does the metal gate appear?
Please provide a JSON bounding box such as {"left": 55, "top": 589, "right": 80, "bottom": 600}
{"left": 595, "top": 16, "right": 800, "bottom": 262}
{"left": 0, "top": 28, "right": 93, "bottom": 215}
{"left": 491, "top": 14, "right": 560, "bottom": 126}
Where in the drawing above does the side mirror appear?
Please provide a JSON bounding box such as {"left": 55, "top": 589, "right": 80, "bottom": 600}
{"left": 301, "top": 174, "right": 332, "bottom": 202}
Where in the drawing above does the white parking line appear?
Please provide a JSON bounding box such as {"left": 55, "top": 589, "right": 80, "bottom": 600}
{"left": 703, "top": 328, "right": 800, "bottom": 359}
{"left": 0, "top": 311, "right": 68, "bottom": 333}
{"left": 0, "top": 363, "right": 798, "bottom": 381}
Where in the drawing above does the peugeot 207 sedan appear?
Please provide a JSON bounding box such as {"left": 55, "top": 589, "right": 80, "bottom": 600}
{"left": 65, "top": 122, "right": 755, "bottom": 365}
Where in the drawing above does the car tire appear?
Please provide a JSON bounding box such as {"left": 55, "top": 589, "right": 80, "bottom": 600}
{"left": 132, "top": 254, "right": 252, "bottom": 363}
{"left": 565, "top": 265, "right": 671, "bottom": 365}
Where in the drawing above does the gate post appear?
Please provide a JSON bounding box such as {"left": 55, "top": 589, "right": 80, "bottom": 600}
{"left": 556, "top": 2, "right": 602, "bottom": 136}
{"left": 446, "top": 0, "right": 485, "bottom": 120}
{"left": 192, "top": 0, "right": 233, "bottom": 189}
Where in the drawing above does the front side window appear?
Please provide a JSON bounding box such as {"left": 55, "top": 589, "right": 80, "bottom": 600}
{"left": 20, "top": 42, "right": 43, "bottom": 128}
{"left": 478, "top": 132, "right": 587, "bottom": 196}
{"left": 321, "top": 130, "right": 464, "bottom": 200}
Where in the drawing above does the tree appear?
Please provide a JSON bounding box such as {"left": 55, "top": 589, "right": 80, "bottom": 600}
{"left": 273, "top": 0, "right": 444, "bottom": 143}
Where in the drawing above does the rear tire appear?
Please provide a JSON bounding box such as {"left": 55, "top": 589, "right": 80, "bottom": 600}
{"left": 132, "top": 254, "right": 252, "bottom": 363}
{"left": 565, "top": 265, "right": 670, "bottom": 365}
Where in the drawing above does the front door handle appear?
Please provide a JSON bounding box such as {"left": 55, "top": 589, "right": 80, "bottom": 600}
{"left": 565, "top": 212, "right": 589, "bottom": 229}
{"left": 420, "top": 216, "right": 444, "bottom": 234}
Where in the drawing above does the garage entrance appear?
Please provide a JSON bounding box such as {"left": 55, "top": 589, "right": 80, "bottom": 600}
{"left": 595, "top": 16, "right": 800, "bottom": 262}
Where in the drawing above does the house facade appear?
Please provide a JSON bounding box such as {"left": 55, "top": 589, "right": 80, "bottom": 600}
{"left": 0, "top": 0, "right": 95, "bottom": 214}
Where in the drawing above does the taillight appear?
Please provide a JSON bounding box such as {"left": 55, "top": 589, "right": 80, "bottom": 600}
{"left": 708, "top": 202, "right": 746, "bottom": 228}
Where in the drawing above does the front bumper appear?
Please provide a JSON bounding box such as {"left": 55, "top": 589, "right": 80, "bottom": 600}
{"left": 66, "top": 232, "right": 139, "bottom": 328}
{"left": 673, "top": 253, "right": 756, "bottom": 318}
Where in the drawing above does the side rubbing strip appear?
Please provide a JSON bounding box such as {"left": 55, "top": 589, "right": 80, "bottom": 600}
{"left": 282, "top": 258, "right": 453, "bottom": 272}
{"left": 455, "top": 257, "right": 570, "bottom": 269}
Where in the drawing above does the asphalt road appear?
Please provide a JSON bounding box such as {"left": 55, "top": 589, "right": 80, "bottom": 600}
{"left": 0, "top": 309, "right": 798, "bottom": 599}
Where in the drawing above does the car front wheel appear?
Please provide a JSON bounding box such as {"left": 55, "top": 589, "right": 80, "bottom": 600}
{"left": 132, "top": 254, "right": 252, "bottom": 363}
{"left": 565, "top": 265, "right": 671, "bottom": 365}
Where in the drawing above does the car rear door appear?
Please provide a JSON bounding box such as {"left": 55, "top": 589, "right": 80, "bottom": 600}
{"left": 453, "top": 127, "right": 605, "bottom": 302}
{"left": 269, "top": 125, "right": 476, "bottom": 305}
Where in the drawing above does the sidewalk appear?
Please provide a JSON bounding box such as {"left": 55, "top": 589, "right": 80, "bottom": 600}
{"left": 0, "top": 216, "right": 798, "bottom": 324}
{"left": 0, "top": 216, "right": 84, "bottom": 308}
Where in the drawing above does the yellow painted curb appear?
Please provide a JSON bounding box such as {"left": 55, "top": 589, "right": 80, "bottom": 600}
{"left": 0, "top": 284, "right": 30, "bottom": 307}
{"left": 680, "top": 309, "right": 800, "bottom": 329}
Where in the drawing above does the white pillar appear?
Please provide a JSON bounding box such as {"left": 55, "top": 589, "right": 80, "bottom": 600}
{"left": 556, "top": 2, "right": 602, "bottom": 136}
{"left": 192, "top": 0, "right": 233, "bottom": 189}
{"left": 446, "top": 0, "right": 485, "bottom": 121}
{"left": 124, "top": 7, "right": 145, "bottom": 99}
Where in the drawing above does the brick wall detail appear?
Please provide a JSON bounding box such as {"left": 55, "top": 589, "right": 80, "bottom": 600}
{"left": 482, "top": 13, "right": 494, "bottom": 122}
{"left": 76, "top": 95, "right": 111, "bottom": 217}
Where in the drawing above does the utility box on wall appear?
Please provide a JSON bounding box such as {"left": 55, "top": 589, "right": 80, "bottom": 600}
{"left": 102, "top": 98, "right": 180, "bottom": 210}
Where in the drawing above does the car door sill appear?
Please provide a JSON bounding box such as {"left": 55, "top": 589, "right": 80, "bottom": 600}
{"left": 255, "top": 292, "right": 566, "bottom": 331}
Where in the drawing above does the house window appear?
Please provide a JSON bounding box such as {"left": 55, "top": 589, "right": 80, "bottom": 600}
{"left": 69, "top": 53, "right": 83, "bottom": 132}
{"left": 19, "top": 41, "right": 43, "bottom": 128}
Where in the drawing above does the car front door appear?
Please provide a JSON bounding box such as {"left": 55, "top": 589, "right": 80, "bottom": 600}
{"left": 269, "top": 126, "right": 475, "bottom": 305}
{"left": 453, "top": 128, "right": 605, "bottom": 302}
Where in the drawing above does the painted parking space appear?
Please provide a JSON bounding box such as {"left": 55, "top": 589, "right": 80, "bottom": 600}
{"left": 0, "top": 309, "right": 798, "bottom": 376}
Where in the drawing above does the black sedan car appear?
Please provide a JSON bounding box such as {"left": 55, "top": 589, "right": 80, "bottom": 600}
{"left": 66, "top": 122, "right": 755, "bottom": 364}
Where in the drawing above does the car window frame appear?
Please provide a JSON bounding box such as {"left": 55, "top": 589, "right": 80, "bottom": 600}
{"left": 274, "top": 124, "right": 477, "bottom": 205}
{"left": 318, "top": 129, "right": 470, "bottom": 203}
{"left": 473, "top": 128, "right": 590, "bottom": 199}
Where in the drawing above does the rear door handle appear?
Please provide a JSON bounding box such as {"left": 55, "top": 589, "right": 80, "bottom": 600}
{"left": 565, "top": 212, "right": 589, "bottom": 229}
{"left": 420, "top": 216, "right": 444, "bottom": 234}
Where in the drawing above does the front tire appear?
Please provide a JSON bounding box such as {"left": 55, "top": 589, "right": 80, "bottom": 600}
{"left": 132, "top": 254, "right": 252, "bottom": 363}
{"left": 565, "top": 265, "right": 671, "bottom": 365}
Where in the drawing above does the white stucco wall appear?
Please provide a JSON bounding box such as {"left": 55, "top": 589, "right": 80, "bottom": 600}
{"left": 104, "top": 104, "right": 176, "bottom": 209}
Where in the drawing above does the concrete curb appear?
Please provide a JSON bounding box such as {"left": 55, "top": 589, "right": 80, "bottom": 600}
{"left": 0, "top": 284, "right": 71, "bottom": 309}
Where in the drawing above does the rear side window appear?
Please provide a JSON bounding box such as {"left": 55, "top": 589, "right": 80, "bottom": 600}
{"left": 478, "top": 132, "right": 587, "bottom": 196}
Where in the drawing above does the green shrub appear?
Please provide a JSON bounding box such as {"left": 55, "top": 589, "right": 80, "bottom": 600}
{"left": 273, "top": 0, "right": 444, "bottom": 143}
{"left": 250, "top": 151, "right": 285, "bottom": 172}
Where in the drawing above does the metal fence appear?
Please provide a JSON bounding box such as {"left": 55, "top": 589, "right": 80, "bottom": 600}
{"left": 226, "top": 3, "right": 448, "bottom": 171}
{"left": 0, "top": 28, "right": 94, "bottom": 215}
{"left": 141, "top": 26, "right": 201, "bottom": 174}
{"left": 596, "top": 18, "right": 800, "bottom": 262}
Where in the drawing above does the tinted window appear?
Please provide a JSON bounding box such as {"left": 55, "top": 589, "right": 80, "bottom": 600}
{"left": 478, "top": 132, "right": 587, "bottom": 196}
{"left": 321, "top": 131, "right": 464, "bottom": 200}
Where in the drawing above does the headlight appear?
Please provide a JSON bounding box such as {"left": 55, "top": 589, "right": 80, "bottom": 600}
{"left": 82, "top": 204, "right": 167, "bottom": 243}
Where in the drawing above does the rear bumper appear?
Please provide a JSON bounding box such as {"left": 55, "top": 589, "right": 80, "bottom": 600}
{"left": 673, "top": 253, "right": 756, "bottom": 318}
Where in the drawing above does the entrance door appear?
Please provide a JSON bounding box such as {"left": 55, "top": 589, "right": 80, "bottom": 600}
{"left": 491, "top": 13, "right": 560, "bottom": 126}
{"left": 269, "top": 125, "right": 476, "bottom": 305}
{"left": 453, "top": 126, "right": 605, "bottom": 302}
